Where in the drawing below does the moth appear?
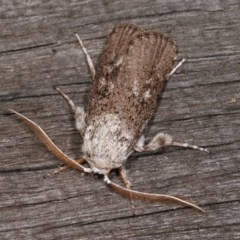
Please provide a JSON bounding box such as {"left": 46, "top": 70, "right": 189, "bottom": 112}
{"left": 10, "top": 23, "right": 208, "bottom": 213}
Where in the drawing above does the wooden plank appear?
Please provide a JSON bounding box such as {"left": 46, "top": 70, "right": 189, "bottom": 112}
{"left": 1, "top": 0, "right": 240, "bottom": 239}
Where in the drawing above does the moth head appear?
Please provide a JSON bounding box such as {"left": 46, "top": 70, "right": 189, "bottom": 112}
{"left": 82, "top": 152, "right": 120, "bottom": 175}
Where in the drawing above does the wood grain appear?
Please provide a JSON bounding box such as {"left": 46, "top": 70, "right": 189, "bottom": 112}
{"left": 1, "top": 0, "right": 240, "bottom": 239}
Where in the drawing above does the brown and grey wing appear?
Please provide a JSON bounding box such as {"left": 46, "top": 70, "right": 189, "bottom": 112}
{"left": 88, "top": 24, "right": 145, "bottom": 117}
{"left": 96, "top": 23, "right": 144, "bottom": 72}
{"left": 88, "top": 28, "right": 177, "bottom": 142}
{"left": 114, "top": 32, "right": 178, "bottom": 139}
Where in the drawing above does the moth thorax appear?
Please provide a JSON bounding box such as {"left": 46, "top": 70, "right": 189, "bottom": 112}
{"left": 81, "top": 114, "right": 134, "bottom": 174}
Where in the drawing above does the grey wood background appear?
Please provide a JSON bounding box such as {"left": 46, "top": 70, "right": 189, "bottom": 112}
{"left": 1, "top": 0, "right": 240, "bottom": 239}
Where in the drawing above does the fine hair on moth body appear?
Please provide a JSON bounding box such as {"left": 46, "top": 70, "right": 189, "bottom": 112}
{"left": 10, "top": 23, "right": 209, "bottom": 214}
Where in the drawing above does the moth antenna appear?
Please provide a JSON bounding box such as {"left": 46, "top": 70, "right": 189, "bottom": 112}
{"left": 9, "top": 109, "right": 91, "bottom": 173}
{"left": 104, "top": 175, "right": 205, "bottom": 213}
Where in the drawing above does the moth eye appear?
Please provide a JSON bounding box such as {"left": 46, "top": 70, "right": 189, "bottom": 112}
{"left": 85, "top": 151, "right": 91, "bottom": 158}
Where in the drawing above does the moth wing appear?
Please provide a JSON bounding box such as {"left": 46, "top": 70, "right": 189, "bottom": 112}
{"left": 114, "top": 32, "right": 177, "bottom": 139}
{"left": 97, "top": 23, "right": 144, "bottom": 68}
{"left": 88, "top": 25, "right": 177, "bottom": 143}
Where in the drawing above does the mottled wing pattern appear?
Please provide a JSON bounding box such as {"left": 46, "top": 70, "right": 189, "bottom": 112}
{"left": 88, "top": 24, "right": 177, "bottom": 144}
{"left": 96, "top": 24, "right": 144, "bottom": 70}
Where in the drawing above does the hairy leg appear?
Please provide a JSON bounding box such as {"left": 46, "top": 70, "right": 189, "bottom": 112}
{"left": 135, "top": 133, "right": 208, "bottom": 152}
{"left": 119, "top": 166, "right": 135, "bottom": 215}
{"left": 75, "top": 33, "right": 96, "bottom": 79}
{"left": 55, "top": 88, "right": 86, "bottom": 136}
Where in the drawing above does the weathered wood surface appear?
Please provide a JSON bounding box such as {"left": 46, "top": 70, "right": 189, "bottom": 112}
{"left": 1, "top": 0, "right": 240, "bottom": 239}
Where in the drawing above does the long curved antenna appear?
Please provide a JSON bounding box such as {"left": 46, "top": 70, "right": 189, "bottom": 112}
{"left": 104, "top": 175, "right": 204, "bottom": 212}
{"left": 9, "top": 109, "right": 91, "bottom": 173}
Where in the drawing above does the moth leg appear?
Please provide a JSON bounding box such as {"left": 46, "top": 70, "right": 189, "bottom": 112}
{"left": 135, "top": 133, "right": 209, "bottom": 152}
{"left": 119, "top": 167, "right": 132, "bottom": 188}
{"left": 168, "top": 58, "right": 186, "bottom": 77}
{"left": 55, "top": 87, "right": 86, "bottom": 136}
{"left": 119, "top": 166, "right": 136, "bottom": 215}
{"left": 75, "top": 33, "right": 96, "bottom": 79}
{"left": 48, "top": 158, "right": 86, "bottom": 177}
